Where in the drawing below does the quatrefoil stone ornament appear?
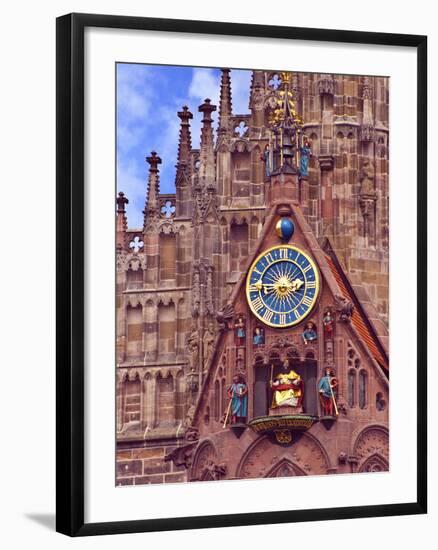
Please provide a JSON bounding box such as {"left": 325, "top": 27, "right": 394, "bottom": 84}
{"left": 268, "top": 74, "right": 282, "bottom": 90}
{"left": 129, "top": 236, "right": 144, "bottom": 253}
{"left": 234, "top": 121, "right": 248, "bottom": 137}
{"left": 161, "top": 200, "right": 176, "bottom": 218}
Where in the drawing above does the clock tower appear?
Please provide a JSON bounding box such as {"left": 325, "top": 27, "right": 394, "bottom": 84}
{"left": 117, "top": 69, "right": 389, "bottom": 485}
{"left": 164, "top": 72, "right": 388, "bottom": 478}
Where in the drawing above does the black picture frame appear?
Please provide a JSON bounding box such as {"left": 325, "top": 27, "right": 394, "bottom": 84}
{"left": 56, "top": 12, "right": 427, "bottom": 537}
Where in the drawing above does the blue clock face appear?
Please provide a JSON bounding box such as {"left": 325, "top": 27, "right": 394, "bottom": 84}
{"left": 246, "top": 245, "right": 320, "bottom": 328}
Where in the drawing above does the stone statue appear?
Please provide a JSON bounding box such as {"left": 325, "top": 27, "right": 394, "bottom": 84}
{"left": 359, "top": 159, "right": 376, "bottom": 197}
{"left": 335, "top": 294, "right": 354, "bottom": 322}
{"left": 205, "top": 265, "right": 214, "bottom": 317}
{"left": 203, "top": 323, "right": 216, "bottom": 370}
{"left": 191, "top": 266, "right": 201, "bottom": 317}
{"left": 186, "top": 368, "right": 199, "bottom": 402}
{"left": 261, "top": 144, "right": 271, "bottom": 177}
{"left": 216, "top": 303, "right": 234, "bottom": 331}
{"left": 184, "top": 404, "right": 196, "bottom": 427}
{"left": 187, "top": 326, "right": 200, "bottom": 372}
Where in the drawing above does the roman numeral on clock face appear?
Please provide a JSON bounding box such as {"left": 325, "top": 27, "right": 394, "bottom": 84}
{"left": 252, "top": 296, "right": 264, "bottom": 312}
{"left": 279, "top": 313, "right": 286, "bottom": 325}
{"left": 306, "top": 280, "right": 316, "bottom": 289}
{"left": 265, "top": 252, "right": 275, "bottom": 264}
{"left": 262, "top": 309, "right": 274, "bottom": 323}
{"left": 303, "top": 264, "right": 312, "bottom": 274}
{"left": 302, "top": 295, "right": 313, "bottom": 308}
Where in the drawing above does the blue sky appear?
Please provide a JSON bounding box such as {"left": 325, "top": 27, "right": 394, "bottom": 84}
{"left": 117, "top": 63, "right": 252, "bottom": 228}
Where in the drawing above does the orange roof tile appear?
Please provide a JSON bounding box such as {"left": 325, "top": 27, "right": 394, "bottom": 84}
{"left": 325, "top": 254, "right": 388, "bottom": 371}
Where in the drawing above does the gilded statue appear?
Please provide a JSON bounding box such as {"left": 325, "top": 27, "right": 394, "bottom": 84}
{"left": 270, "top": 360, "right": 304, "bottom": 410}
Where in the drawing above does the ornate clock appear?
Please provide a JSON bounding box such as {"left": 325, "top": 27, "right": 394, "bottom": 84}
{"left": 246, "top": 245, "right": 320, "bottom": 328}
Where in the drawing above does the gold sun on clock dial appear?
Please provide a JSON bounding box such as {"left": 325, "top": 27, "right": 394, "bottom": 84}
{"left": 246, "top": 245, "right": 320, "bottom": 328}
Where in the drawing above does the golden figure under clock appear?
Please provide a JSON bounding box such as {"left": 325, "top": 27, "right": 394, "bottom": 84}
{"left": 246, "top": 245, "right": 320, "bottom": 328}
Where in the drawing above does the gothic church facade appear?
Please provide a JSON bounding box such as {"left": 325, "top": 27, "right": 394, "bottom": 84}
{"left": 116, "top": 69, "right": 389, "bottom": 485}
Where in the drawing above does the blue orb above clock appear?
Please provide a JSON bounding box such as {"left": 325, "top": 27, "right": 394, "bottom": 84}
{"left": 275, "top": 217, "right": 295, "bottom": 241}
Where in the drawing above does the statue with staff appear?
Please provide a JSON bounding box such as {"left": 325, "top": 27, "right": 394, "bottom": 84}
{"left": 318, "top": 366, "right": 339, "bottom": 417}
{"left": 223, "top": 374, "right": 248, "bottom": 427}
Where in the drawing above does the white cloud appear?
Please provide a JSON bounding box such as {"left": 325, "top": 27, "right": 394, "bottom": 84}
{"left": 117, "top": 158, "right": 146, "bottom": 229}
{"left": 188, "top": 68, "right": 220, "bottom": 107}
{"left": 230, "top": 69, "right": 252, "bottom": 114}
{"left": 116, "top": 65, "right": 253, "bottom": 226}
{"left": 117, "top": 65, "right": 152, "bottom": 122}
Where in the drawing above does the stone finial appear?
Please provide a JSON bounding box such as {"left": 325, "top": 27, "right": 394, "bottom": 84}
{"left": 116, "top": 191, "right": 129, "bottom": 213}
{"left": 198, "top": 98, "right": 217, "bottom": 122}
{"left": 116, "top": 192, "right": 129, "bottom": 247}
{"left": 198, "top": 99, "right": 217, "bottom": 188}
{"left": 175, "top": 106, "right": 193, "bottom": 184}
{"left": 218, "top": 69, "right": 232, "bottom": 133}
{"left": 144, "top": 151, "right": 162, "bottom": 225}
{"left": 146, "top": 150, "right": 162, "bottom": 172}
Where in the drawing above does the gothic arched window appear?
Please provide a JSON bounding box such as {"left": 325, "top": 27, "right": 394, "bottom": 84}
{"left": 214, "top": 380, "right": 220, "bottom": 422}
{"left": 156, "top": 373, "right": 174, "bottom": 427}
{"left": 359, "top": 370, "right": 368, "bottom": 409}
{"left": 230, "top": 221, "right": 248, "bottom": 273}
{"left": 175, "top": 371, "right": 185, "bottom": 423}
{"left": 376, "top": 392, "right": 387, "bottom": 411}
{"left": 126, "top": 266, "right": 143, "bottom": 289}
{"left": 348, "top": 369, "right": 356, "bottom": 408}
{"left": 159, "top": 233, "right": 176, "bottom": 281}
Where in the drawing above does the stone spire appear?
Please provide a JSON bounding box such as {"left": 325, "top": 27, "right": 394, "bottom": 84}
{"left": 218, "top": 69, "right": 232, "bottom": 136}
{"left": 116, "top": 191, "right": 128, "bottom": 250}
{"left": 360, "top": 77, "right": 374, "bottom": 142}
{"left": 250, "top": 70, "right": 264, "bottom": 93}
{"left": 249, "top": 70, "right": 265, "bottom": 127}
{"left": 175, "top": 106, "right": 193, "bottom": 184}
{"left": 175, "top": 107, "right": 193, "bottom": 218}
{"left": 198, "top": 99, "right": 217, "bottom": 189}
{"left": 143, "top": 151, "right": 162, "bottom": 228}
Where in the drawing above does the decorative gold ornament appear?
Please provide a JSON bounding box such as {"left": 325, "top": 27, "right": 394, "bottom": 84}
{"left": 274, "top": 429, "right": 292, "bottom": 444}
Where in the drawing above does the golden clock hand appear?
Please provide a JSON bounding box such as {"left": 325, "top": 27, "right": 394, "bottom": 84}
{"left": 254, "top": 280, "right": 263, "bottom": 291}
{"left": 291, "top": 278, "right": 304, "bottom": 292}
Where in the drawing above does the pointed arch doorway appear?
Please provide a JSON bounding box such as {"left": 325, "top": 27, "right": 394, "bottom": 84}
{"left": 265, "top": 458, "right": 307, "bottom": 478}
